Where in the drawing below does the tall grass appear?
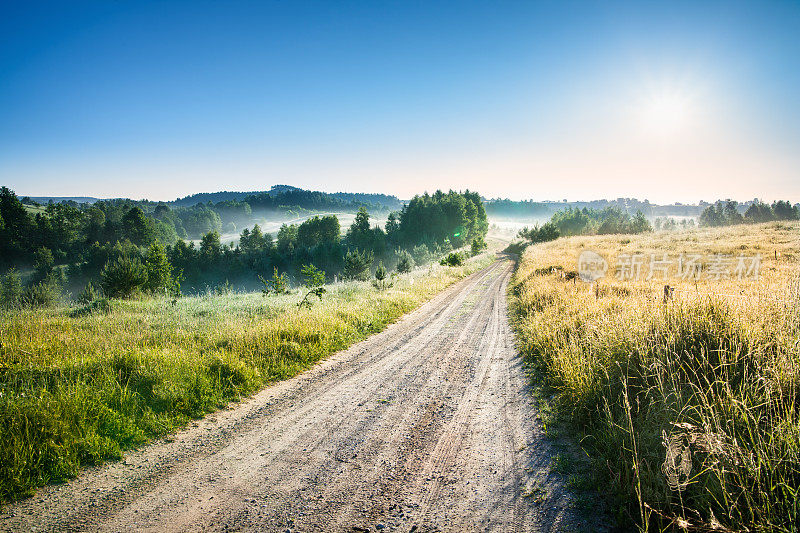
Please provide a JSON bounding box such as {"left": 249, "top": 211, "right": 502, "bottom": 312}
{"left": 0, "top": 255, "right": 493, "bottom": 503}
{"left": 510, "top": 222, "right": 800, "bottom": 531}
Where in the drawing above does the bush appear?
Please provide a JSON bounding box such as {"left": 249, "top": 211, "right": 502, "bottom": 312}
{"left": 342, "top": 249, "right": 373, "bottom": 281}
{"left": 374, "top": 261, "right": 391, "bottom": 290}
{"left": 440, "top": 252, "right": 464, "bottom": 267}
{"left": 470, "top": 236, "right": 487, "bottom": 256}
{"left": 396, "top": 250, "right": 414, "bottom": 273}
{"left": 0, "top": 269, "right": 23, "bottom": 309}
{"left": 101, "top": 257, "right": 148, "bottom": 299}
{"left": 518, "top": 222, "right": 560, "bottom": 243}
{"left": 77, "top": 282, "right": 99, "bottom": 304}
{"left": 21, "top": 279, "right": 61, "bottom": 308}
{"left": 503, "top": 241, "right": 527, "bottom": 255}
{"left": 259, "top": 267, "right": 289, "bottom": 296}
{"left": 410, "top": 244, "right": 431, "bottom": 265}
{"left": 32, "top": 247, "right": 55, "bottom": 282}
{"left": 298, "top": 264, "right": 326, "bottom": 308}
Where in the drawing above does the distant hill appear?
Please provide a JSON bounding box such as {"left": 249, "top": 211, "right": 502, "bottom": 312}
{"left": 172, "top": 185, "right": 403, "bottom": 211}
{"left": 28, "top": 196, "right": 100, "bottom": 204}
{"left": 170, "top": 190, "right": 262, "bottom": 207}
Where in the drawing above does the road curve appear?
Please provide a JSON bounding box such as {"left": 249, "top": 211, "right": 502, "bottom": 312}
{"left": 2, "top": 257, "right": 581, "bottom": 532}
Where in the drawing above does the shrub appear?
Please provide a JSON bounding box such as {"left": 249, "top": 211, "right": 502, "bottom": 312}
{"left": 298, "top": 264, "right": 326, "bottom": 308}
{"left": 342, "top": 249, "right": 373, "bottom": 281}
{"left": 374, "top": 261, "right": 390, "bottom": 290}
{"left": 32, "top": 247, "right": 55, "bottom": 282}
{"left": 396, "top": 250, "right": 414, "bottom": 273}
{"left": 101, "top": 257, "right": 148, "bottom": 299}
{"left": 440, "top": 252, "right": 464, "bottom": 267}
{"left": 471, "top": 236, "right": 487, "bottom": 256}
{"left": 0, "top": 269, "right": 23, "bottom": 309}
{"left": 77, "top": 282, "right": 99, "bottom": 304}
{"left": 518, "top": 222, "right": 560, "bottom": 244}
{"left": 21, "top": 279, "right": 61, "bottom": 308}
{"left": 410, "top": 244, "right": 431, "bottom": 265}
{"left": 503, "top": 241, "right": 527, "bottom": 255}
{"left": 259, "top": 267, "right": 289, "bottom": 296}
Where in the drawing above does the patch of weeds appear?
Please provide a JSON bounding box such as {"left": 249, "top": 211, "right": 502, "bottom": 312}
{"left": 550, "top": 452, "right": 574, "bottom": 476}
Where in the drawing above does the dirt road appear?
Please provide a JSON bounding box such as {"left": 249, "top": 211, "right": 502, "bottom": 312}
{"left": 2, "top": 257, "right": 582, "bottom": 532}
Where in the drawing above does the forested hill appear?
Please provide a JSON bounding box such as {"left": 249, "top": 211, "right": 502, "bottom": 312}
{"left": 172, "top": 185, "right": 402, "bottom": 211}
{"left": 0, "top": 186, "right": 487, "bottom": 296}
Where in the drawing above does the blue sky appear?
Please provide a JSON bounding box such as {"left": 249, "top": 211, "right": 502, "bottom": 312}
{"left": 1, "top": 0, "right": 799, "bottom": 202}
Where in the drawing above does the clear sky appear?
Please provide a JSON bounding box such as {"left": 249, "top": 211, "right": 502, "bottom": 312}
{"left": 1, "top": 0, "right": 799, "bottom": 203}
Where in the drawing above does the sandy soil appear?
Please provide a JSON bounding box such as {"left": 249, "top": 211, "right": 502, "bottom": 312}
{"left": 2, "top": 257, "right": 586, "bottom": 532}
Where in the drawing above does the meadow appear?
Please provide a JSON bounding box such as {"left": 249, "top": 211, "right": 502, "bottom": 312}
{"left": 510, "top": 222, "right": 800, "bottom": 531}
{"left": 0, "top": 253, "right": 493, "bottom": 504}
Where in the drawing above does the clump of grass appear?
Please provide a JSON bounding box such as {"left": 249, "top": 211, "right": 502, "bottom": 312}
{"left": 510, "top": 222, "right": 800, "bottom": 531}
{"left": 0, "top": 254, "right": 494, "bottom": 503}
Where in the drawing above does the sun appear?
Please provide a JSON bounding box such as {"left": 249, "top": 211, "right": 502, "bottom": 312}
{"left": 638, "top": 89, "right": 693, "bottom": 137}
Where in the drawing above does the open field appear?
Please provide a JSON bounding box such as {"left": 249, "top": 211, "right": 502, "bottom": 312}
{"left": 509, "top": 222, "right": 800, "bottom": 531}
{"left": 0, "top": 253, "right": 493, "bottom": 504}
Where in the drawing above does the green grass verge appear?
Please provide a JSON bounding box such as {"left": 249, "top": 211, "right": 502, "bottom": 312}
{"left": 0, "top": 255, "right": 494, "bottom": 503}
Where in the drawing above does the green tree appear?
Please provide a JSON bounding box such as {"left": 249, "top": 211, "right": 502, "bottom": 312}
{"left": 144, "top": 242, "right": 179, "bottom": 295}
{"left": 722, "top": 200, "right": 743, "bottom": 225}
{"left": 298, "top": 215, "right": 340, "bottom": 248}
{"left": 0, "top": 268, "right": 23, "bottom": 309}
{"left": 200, "top": 231, "right": 222, "bottom": 260}
{"left": 122, "top": 206, "right": 156, "bottom": 246}
{"left": 772, "top": 200, "right": 799, "bottom": 221}
{"left": 32, "top": 247, "right": 55, "bottom": 281}
{"left": 298, "top": 264, "right": 326, "bottom": 308}
{"left": 374, "top": 261, "right": 390, "bottom": 290}
{"left": 471, "top": 236, "right": 487, "bottom": 256}
{"left": 385, "top": 212, "right": 400, "bottom": 244}
{"left": 0, "top": 187, "right": 34, "bottom": 263}
{"left": 342, "top": 248, "right": 373, "bottom": 280}
{"left": 396, "top": 250, "right": 414, "bottom": 273}
{"left": 744, "top": 201, "right": 774, "bottom": 223}
{"left": 240, "top": 224, "right": 273, "bottom": 255}
{"left": 86, "top": 207, "right": 106, "bottom": 243}
{"left": 101, "top": 256, "right": 148, "bottom": 298}
{"left": 630, "top": 211, "right": 652, "bottom": 233}
{"left": 277, "top": 223, "right": 298, "bottom": 255}
{"left": 259, "top": 267, "right": 289, "bottom": 295}
{"left": 347, "top": 207, "right": 382, "bottom": 252}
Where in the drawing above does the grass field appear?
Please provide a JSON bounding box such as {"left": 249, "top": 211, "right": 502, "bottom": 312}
{"left": 0, "top": 253, "right": 494, "bottom": 504}
{"left": 509, "top": 222, "right": 800, "bottom": 531}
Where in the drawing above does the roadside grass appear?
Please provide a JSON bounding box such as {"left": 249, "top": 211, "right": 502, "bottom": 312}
{"left": 509, "top": 222, "right": 800, "bottom": 531}
{"left": 0, "top": 253, "right": 495, "bottom": 504}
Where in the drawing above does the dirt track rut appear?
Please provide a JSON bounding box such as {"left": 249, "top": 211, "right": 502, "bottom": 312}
{"left": 2, "top": 257, "right": 582, "bottom": 532}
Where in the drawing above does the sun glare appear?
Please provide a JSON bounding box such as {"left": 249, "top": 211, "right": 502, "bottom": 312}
{"left": 639, "top": 90, "right": 692, "bottom": 137}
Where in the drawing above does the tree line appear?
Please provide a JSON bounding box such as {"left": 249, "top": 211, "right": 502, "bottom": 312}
{"left": 518, "top": 206, "right": 651, "bottom": 244}
{"left": 698, "top": 199, "right": 799, "bottom": 227}
{"left": 171, "top": 185, "right": 402, "bottom": 211}
{"left": 0, "top": 187, "right": 487, "bottom": 305}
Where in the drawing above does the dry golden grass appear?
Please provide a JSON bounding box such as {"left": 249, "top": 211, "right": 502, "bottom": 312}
{"left": 510, "top": 222, "right": 800, "bottom": 532}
